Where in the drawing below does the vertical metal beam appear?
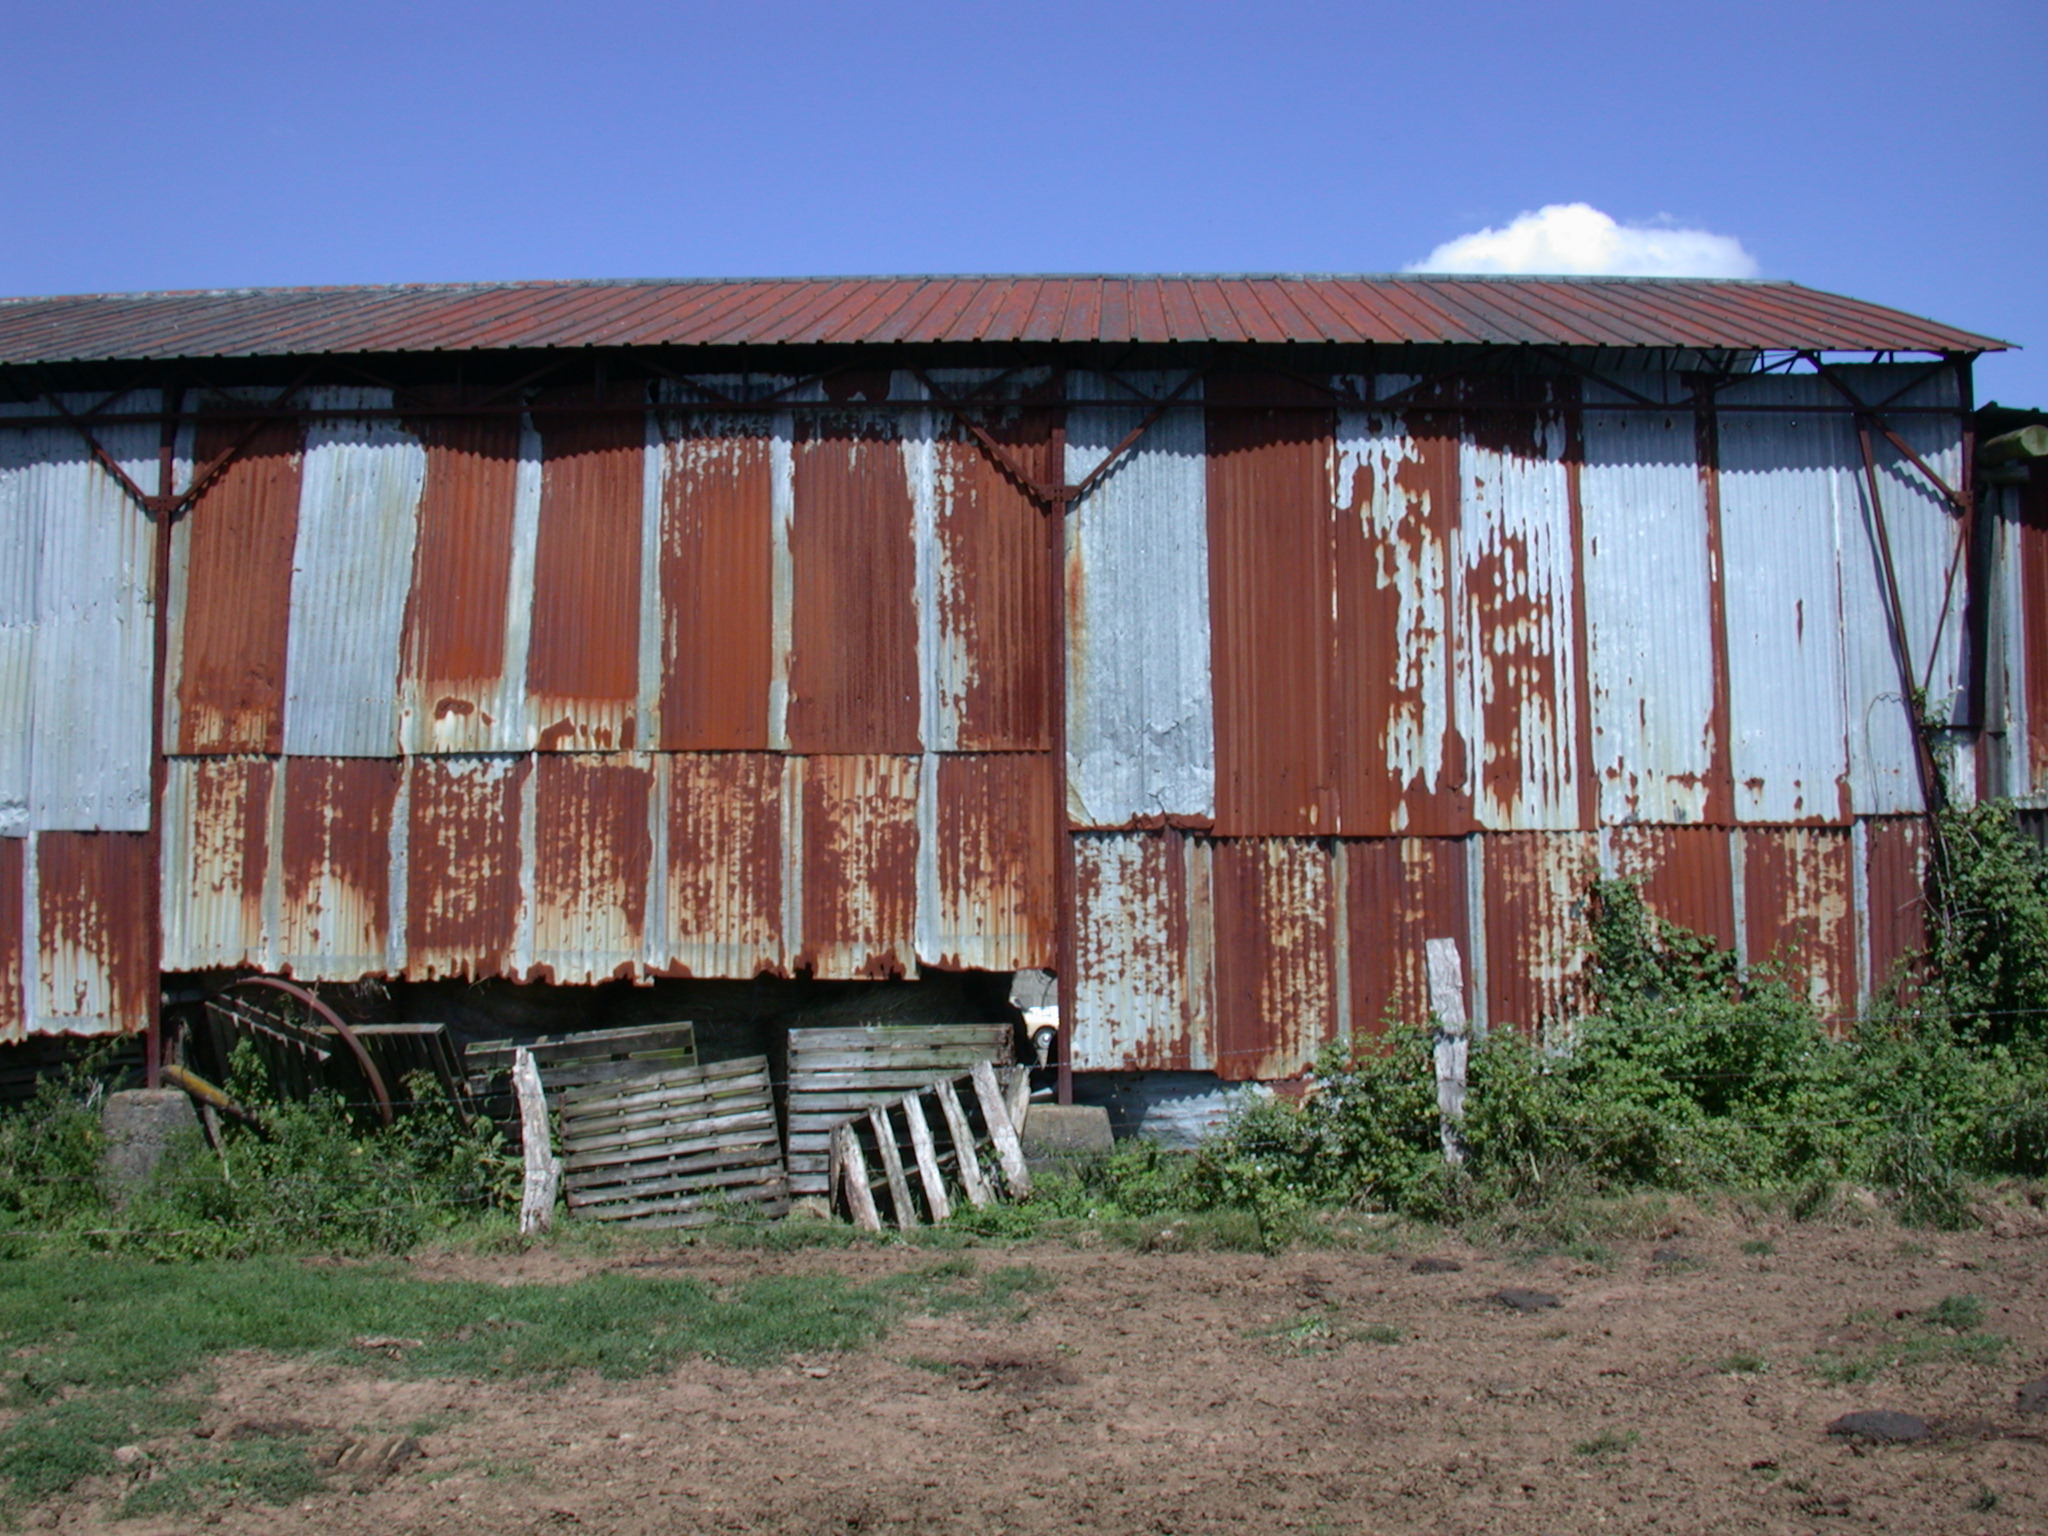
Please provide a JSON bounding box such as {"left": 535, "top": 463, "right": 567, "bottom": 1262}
{"left": 1048, "top": 374, "right": 1076, "bottom": 1106}
{"left": 1693, "top": 399, "right": 1738, "bottom": 826}
{"left": 144, "top": 388, "right": 182, "bottom": 1086}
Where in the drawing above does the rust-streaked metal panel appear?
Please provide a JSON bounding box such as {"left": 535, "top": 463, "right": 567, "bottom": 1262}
{"left": 527, "top": 387, "right": 646, "bottom": 751}
{"left": 662, "top": 751, "right": 784, "bottom": 978}
{"left": 1579, "top": 383, "right": 1722, "bottom": 826}
{"left": 0, "top": 838, "right": 22, "bottom": 1039}
{"left": 405, "top": 754, "right": 527, "bottom": 980}
{"left": 787, "top": 396, "right": 921, "bottom": 754}
{"left": 1832, "top": 367, "right": 1970, "bottom": 813}
{"left": 925, "top": 372, "right": 1056, "bottom": 752}
{"left": 1069, "top": 829, "right": 1196, "bottom": 1070}
{"left": 0, "top": 277, "right": 2003, "bottom": 362}
{"left": 1207, "top": 373, "right": 1336, "bottom": 836}
{"left": 2020, "top": 466, "right": 2048, "bottom": 793}
{"left": 33, "top": 830, "right": 151, "bottom": 1035}
{"left": 796, "top": 754, "right": 920, "bottom": 979}
{"left": 1064, "top": 371, "right": 1214, "bottom": 828}
{"left": 1742, "top": 826, "right": 1856, "bottom": 1024}
{"left": 1863, "top": 816, "right": 1928, "bottom": 1002}
{"left": 1462, "top": 387, "right": 1588, "bottom": 831}
{"left": 1332, "top": 388, "right": 1471, "bottom": 835}
{"left": 655, "top": 397, "right": 775, "bottom": 749}
{"left": 1211, "top": 838, "right": 1338, "bottom": 1080}
{"left": 1715, "top": 377, "right": 1853, "bottom": 824}
{"left": 0, "top": 396, "right": 164, "bottom": 833}
{"left": 281, "top": 388, "right": 424, "bottom": 756}
{"left": 278, "top": 757, "right": 400, "bottom": 979}
{"left": 160, "top": 755, "right": 273, "bottom": 971}
{"left": 529, "top": 754, "right": 652, "bottom": 983}
{"left": 1482, "top": 832, "right": 1595, "bottom": 1037}
{"left": 1344, "top": 837, "right": 1469, "bottom": 1033}
{"left": 396, "top": 400, "right": 529, "bottom": 753}
{"left": 929, "top": 754, "right": 1056, "bottom": 971}
{"left": 1605, "top": 824, "right": 1736, "bottom": 950}
{"left": 170, "top": 408, "right": 304, "bottom": 754}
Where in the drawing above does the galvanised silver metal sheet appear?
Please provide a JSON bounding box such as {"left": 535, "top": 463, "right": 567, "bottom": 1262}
{"left": 1580, "top": 378, "right": 1720, "bottom": 825}
{"left": 1460, "top": 402, "right": 1584, "bottom": 829}
{"left": 1064, "top": 371, "right": 1214, "bottom": 828}
{"left": 1716, "top": 375, "right": 1855, "bottom": 823}
{"left": 1068, "top": 829, "right": 1201, "bottom": 1071}
{"left": 159, "top": 755, "right": 273, "bottom": 971}
{"left": 282, "top": 389, "right": 425, "bottom": 756}
{"left": 1840, "top": 365, "right": 1971, "bottom": 811}
{"left": 0, "top": 394, "right": 171, "bottom": 835}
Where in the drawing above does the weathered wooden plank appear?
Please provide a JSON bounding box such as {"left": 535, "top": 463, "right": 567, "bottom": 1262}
{"left": 782, "top": 1046, "right": 1009, "bottom": 1072}
{"left": 466, "top": 1022, "right": 698, "bottom": 1067}
{"left": 901, "top": 1092, "right": 951, "bottom": 1224}
{"left": 559, "top": 1072, "right": 771, "bottom": 1119}
{"left": 568, "top": 1157, "right": 786, "bottom": 1201}
{"left": 869, "top": 1105, "right": 917, "bottom": 1231}
{"left": 557, "top": 1056, "right": 762, "bottom": 1104}
{"left": 787, "top": 1024, "right": 1010, "bottom": 1052}
{"left": 933, "top": 1077, "right": 993, "bottom": 1208}
{"left": 561, "top": 1115, "right": 779, "bottom": 1169}
{"left": 834, "top": 1125, "right": 882, "bottom": 1232}
{"left": 785, "top": 1069, "right": 989, "bottom": 1094}
{"left": 970, "top": 1060, "right": 1032, "bottom": 1197}
{"left": 574, "top": 1178, "right": 792, "bottom": 1223}
{"left": 562, "top": 1105, "right": 775, "bottom": 1154}
{"left": 564, "top": 1143, "right": 783, "bottom": 1191}
{"left": 514, "top": 1048, "right": 561, "bottom": 1235}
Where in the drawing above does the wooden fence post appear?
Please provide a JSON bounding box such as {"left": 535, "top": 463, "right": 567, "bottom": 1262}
{"left": 1425, "top": 938, "right": 1469, "bottom": 1168}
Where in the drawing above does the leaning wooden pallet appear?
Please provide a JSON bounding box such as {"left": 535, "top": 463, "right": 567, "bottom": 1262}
{"left": 556, "top": 1054, "right": 788, "bottom": 1228}
{"left": 465, "top": 1022, "right": 698, "bottom": 1124}
{"left": 782, "top": 1023, "right": 1013, "bottom": 1197}
{"left": 829, "top": 1061, "right": 1032, "bottom": 1232}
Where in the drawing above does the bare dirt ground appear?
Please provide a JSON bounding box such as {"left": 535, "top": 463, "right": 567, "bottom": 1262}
{"left": 51, "top": 1207, "right": 2048, "bottom": 1535}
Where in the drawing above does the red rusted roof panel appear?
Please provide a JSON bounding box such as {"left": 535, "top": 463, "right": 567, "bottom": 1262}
{"left": 35, "top": 831, "right": 152, "bottom": 1035}
{"left": 279, "top": 757, "right": 400, "bottom": 977}
{"left": 797, "top": 755, "right": 919, "bottom": 980}
{"left": 933, "top": 754, "right": 1057, "bottom": 972}
{"left": 528, "top": 386, "right": 646, "bottom": 752}
{"left": 787, "top": 408, "right": 921, "bottom": 754}
{"left": 1345, "top": 837, "right": 1469, "bottom": 1035}
{"left": 1482, "top": 831, "right": 1594, "bottom": 1036}
{"left": 663, "top": 752, "right": 785, "bottom": 979}
{"left": 397, "top": 401, "right": 524, "bottom": 753}
{"left": 1865, "top": 815, "right": 1928, "bottom": 1002}
{"left": 1608, "top": 824, "right": 1737, "bottom": 951}
{"left": 1210, "top": 838, "right": 1339, "bottom": 1081}
{"left": 405, "top": 755, "right": 527, "bottom": 981}
{"left": 932, "top": 391, "right": 1057, "bottom": 751}
{"left": 530, "top": 755, "right": 653, "bottom": 983}
{"left": 3, "top": 276, "right": 1995, "bottom": 363}
{"left": 1743, "top": 826, "right": 1856, "bottom": 1028}
{"left": 656, "top": 410, "right": 775, "bottom": 750}
{"left": 172, "top": 412, "right": 303, "bottom": 754}
{"left": 0, "top": 838, "right": 23, "bottom": 1040}
{"left": 1207, "top": 374, "right": 1338, "bottom": 836}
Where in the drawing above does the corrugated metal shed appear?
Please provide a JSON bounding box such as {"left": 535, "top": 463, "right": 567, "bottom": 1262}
{"left": 0, "top": 276, "right": 2006, "bottom": 363}
{"left": 0, "top": 275, "right": 1994, "bottom": 1065}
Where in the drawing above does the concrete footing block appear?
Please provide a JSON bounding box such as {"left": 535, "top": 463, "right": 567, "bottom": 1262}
{"left": 1019, "top": 1104, "right": 1114, "bottom": 1174}
{"left": 101, "top": 1088, "right": 200, "bottom": 1201}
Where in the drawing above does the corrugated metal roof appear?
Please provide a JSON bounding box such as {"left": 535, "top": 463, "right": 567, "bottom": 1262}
{"left": 0, "top": 276, "right": 2007, "bottom": 364}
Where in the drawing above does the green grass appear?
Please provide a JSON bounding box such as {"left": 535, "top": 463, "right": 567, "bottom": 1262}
{"left": 1809, "top": 1295, "right": 2007, "bottom": 1385}
{"left": 0, "top": 1252, "right": 1053, "bottom": 1507}
{"left": 1573, "top": 1429, "right": 1640, "bottom": 1458}
{"left": 1714, "top": 1351, "right": 1768, "bottom": 1374}
{"left": 1740, "top": 1239, "right": 1776, "bottom": 1256}
{"left": 116, "top": 1430, "right": 327, "bottom": 1520}
{"left": 1250, "top": 1307, "right": 1404, "bottom": 1354}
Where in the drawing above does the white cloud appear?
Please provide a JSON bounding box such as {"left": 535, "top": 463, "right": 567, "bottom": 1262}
{"left": 1408, "top": 203, "right": 1760, "bottom": 279}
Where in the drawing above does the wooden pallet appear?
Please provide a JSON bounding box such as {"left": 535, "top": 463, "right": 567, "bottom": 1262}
{"left": 465, "top": 1023, "right": 698, "bottom": 1124}
{"left": 782, "top": 1023, "right": 1013, "bottom": 1197}
{"left": 348, "top": 1024, "right": 475, "bottom": 1119}
{"left": 556, "top": 1055, "right": 788, "bottom": 1228}
{"left": 829, "top": 1061, "right": 1032, "bottom": 1232}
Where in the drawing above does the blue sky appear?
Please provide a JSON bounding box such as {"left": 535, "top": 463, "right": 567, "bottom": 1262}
{"left": 4, "top": 0, "right": 2043, "bottom": 403}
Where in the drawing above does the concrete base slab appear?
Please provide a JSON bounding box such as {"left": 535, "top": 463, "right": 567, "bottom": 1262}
{"left": 1020, "top": 1104, "right": 1114, "bottom": 1175}
{"left": 101, "top": 1088, "right": 200, "bottom": 1201}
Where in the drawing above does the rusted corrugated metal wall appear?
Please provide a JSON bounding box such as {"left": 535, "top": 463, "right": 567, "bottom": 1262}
{"left": 1064, "top": 364, "right": 1965, "bottom": 1076}
{"left": 0, "top": 362, "right": 1971, "bottom": 1062}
